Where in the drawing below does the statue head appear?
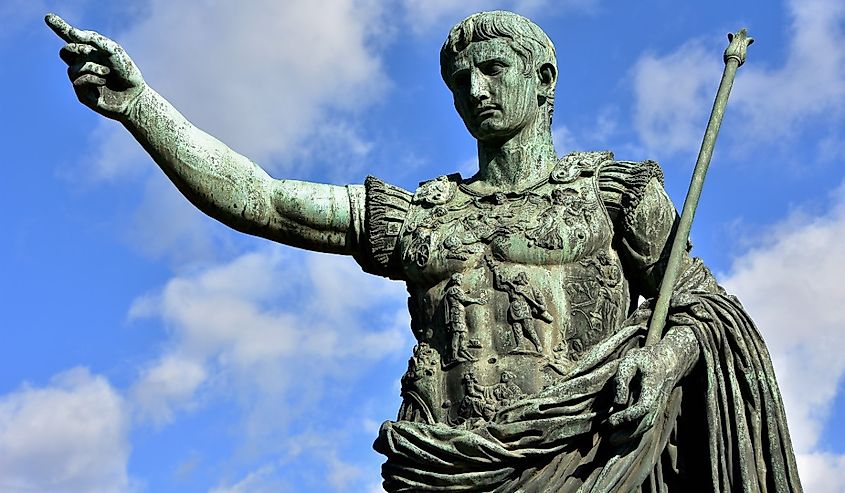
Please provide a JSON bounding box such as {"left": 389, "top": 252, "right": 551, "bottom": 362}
{"left": 449, "top": 272, "right": 464, "bottom": 286}
{"left": 440, "top": 11, "right": 557, "bottom": 142}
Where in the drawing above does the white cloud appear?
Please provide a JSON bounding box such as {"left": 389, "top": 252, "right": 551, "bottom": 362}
{"left": 123, "top": 176, "right": 227, "bottom": 267}
{"left": 632, "top": 42, "right": 721, "bottom": 155}
{"left": 83, "top": 0, "right": 389, "bottom": 179}
{"left": 209, "top": 431, "right": 371, "bottom": 492}
{"left": 131, "top": 354, "right": 207, "bottom": 425}
{"left": 86, "top": 120, "right": 150, "bottom": 182}
{"left": 0, "top": 368, "right": 132, "bottom": 493}
{"left": 553, "top": 125, "right": 581, "bottom": 153}
{"left": 210, "top": 465, "right": 285, "bottom": 493}
{"left": 128, "top": 247, "right": 409, "bottom": 429}
{"left": 632, "top": 0, "right": 845, "bottom": 156}
{"left": 127, "top": 248, "right": 409, "bottom": 490}
{"left": 281, "top": 431, "right": 367, "bottom": 491}
{"left": 793, "top": 452, "right": 845, "bottom": 493}
{"left": 732, "top": 0, "right": 845, "bottom": 142}
{"left": 289, "top": 121, "right": 376, "bottom": 183}
{"left": 553, "top": 107, "right": 621, "bottom": 155}
{"left": 722, "top": 182, "right": 845, "bottom": 487}
{"left": 325, "top": 452, "right": 364, "bottom": 491}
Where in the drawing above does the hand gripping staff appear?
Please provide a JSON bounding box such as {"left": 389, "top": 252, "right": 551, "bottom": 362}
{"left": 645, "top": 29, "right": 754, "bottom": 347}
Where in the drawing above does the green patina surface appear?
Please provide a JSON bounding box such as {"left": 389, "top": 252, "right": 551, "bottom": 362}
{"left": 47, "top": 10, "right": 801, "bottom": 492}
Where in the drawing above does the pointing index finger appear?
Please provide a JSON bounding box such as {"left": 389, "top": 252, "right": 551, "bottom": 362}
{"left": 45, "top": 13, "right": 115, "bottom": 52}
{"left": 45, "top": 13, "right": 80, "bottom": 43}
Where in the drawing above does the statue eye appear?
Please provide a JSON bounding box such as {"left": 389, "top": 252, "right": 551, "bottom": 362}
{"left": 480, "top": 61, "right": 507, "bottom": 76}
{"left": 451, "top": 70, "right": 470, "bottom": 88}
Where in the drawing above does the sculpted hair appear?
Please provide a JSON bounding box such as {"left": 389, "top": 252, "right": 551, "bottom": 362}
{"left": 440, "top": 11, "right": 558, "bottom": 119}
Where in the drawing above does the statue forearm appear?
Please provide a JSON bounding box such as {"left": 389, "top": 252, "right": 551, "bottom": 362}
{"left": 122, "top": 87, "right": 355, "bottom": 254}
{"left": 660, "top": 325, "right": 700, "bottom": 379}
{"left": 124, "top": 87, "right": 273, "bottom": 229}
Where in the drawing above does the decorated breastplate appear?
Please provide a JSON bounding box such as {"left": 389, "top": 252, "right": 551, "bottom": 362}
{"left": 399, "top": 153, "right": 612, "bottom": 280}
{"left": 396, "top": 152, "right": 632, "bottom": 426}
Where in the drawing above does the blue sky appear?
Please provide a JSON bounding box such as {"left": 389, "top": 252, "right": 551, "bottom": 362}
{"left": 3, "top": 0, "right": 845, "bottom": 491}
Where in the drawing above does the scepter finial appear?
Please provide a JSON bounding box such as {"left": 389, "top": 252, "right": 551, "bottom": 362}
{"left": 724, "top": 28, "right": 754, "bottom": 67}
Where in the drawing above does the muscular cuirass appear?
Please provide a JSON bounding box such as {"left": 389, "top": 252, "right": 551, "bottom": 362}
{"left": 397, "top": 158, "right": 631, "bottom": 426}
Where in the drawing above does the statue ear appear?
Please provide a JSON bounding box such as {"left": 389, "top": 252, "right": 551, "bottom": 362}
{"left": 537, "top": 62, "right": 556, "bottom": 100}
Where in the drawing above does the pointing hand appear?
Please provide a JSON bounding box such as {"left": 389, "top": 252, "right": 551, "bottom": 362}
{"left": 46, "top": 13, "right": 146, "bottom": 120}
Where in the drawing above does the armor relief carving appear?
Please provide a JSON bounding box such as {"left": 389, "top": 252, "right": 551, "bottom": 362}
{"left": 486, "top": 256, "right": 553, "bottom": 354}
{"left": 562, "top": 251, "right": 625, "bottom": 359}
{"left": 452, "top": 369, "right": 526, "bottom": 427}
{"left": 442, "top": 273, "right": 487, "bottom": 365}
{"left": 398, "top": 342, "right": 444, "bottom": 424}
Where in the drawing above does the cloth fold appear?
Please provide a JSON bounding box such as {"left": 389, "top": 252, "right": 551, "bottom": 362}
{"left": 375, "top": 284, "right": 802, "bottom": 492}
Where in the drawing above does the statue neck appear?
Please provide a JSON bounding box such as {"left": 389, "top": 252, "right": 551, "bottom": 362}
{"left": 474, "top": 117, "right": 556, "bottom": 192}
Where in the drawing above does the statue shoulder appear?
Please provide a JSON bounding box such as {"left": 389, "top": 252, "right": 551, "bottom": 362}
{"left": 593, "top": 157, "right": 667, "bottom": 229}
{"left": 353, "top": 172, "right": 463, "bottom": 279}
{"left": 597, "top": 158, "right": 665, "bottom": 191}
{"left": 549, "top": 150, "right": 615, "bottom": 183}
{"left": 412, "top": 173, "right": 462, "bottom": 206}
{"left": 548, "top": 150, "right": 669, "bottom": 234}
{"left": 354, "top": 176, "right": 414, "bottom": 279}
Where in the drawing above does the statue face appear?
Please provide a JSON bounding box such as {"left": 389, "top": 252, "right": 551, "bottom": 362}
{"left": 446, "top": 38, "right": 540, "bottom": 143}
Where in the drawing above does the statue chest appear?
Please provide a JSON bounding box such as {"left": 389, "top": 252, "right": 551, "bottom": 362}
{"left": 398, "top": 175, "right": 612, "bottom": 283}
{"left": 395, "top": 174, "right": 632, "bottom": 426}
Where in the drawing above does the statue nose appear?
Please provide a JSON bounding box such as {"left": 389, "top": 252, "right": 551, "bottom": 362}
{"left": 470, "top": 71, "right": 490, "bottom": 101}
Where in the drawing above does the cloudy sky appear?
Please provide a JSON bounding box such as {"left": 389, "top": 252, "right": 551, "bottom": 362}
{"left": 3, "top": 0, "right": 845, "bottom": 491}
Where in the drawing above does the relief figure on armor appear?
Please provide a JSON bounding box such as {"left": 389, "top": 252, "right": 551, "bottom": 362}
{"left": 527, "top": 187, "right": 593, "bottom": 250}
{"left": 443, "top": 273, "right": 487, "bottom": 364}
{"left": 586, "top": 252, "right": 623, "bottom": 331}
{"left": 456, "top": 370, "right": 527, "bottom": 428}
{"left": 563, "top": 252, "right": 626, "bottom": 360}
{"left": 487, "top": 256, "right": 553, "bottom": 354}
{"left": 47, "top": 8, "right": 801, "bottom": 492}
{"left": 457, "top": 371, "right": 497, "bottom": 425}
{"left": 397, "top": 342, "right": 443, "bottom": 424}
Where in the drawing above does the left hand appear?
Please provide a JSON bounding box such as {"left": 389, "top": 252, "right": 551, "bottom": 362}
{"left": 608, "top": 334, "right": 691, "bottom": 436}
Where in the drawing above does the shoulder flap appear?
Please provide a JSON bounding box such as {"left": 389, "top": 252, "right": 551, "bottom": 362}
{"left": 413, "top": 173, "right": 462, "bottom": 206}
{"left": 359, "top": 176, "right": 413, "bottom": 279}
{"left": 550, "top": 150, "right": 615, "bottom": 183}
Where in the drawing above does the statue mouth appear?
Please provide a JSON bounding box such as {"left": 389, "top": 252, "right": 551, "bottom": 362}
{"left": 474, "top": 105, "right": 500, "bottom": 119}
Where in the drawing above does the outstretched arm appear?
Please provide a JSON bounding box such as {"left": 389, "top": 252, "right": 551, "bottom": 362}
{"left": 124, "top": 87, "right": 354, "bottom": 253}
{"left": 456, "top": 290, "right": 486, "bottom": 306}
{"left": 46, "top": 14, "right": 355, "bottom": 255}
{"left": 484, "top": 257, "right": 507, "bottom": 290}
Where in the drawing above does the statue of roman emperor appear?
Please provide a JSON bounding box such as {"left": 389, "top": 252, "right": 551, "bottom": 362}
{"left": 47, "top": 10, "right": 802, "bottom": 492}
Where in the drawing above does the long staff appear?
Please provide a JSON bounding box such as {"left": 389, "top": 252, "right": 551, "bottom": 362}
{"left": 645, "top": 29, "right": 754, "bottom": 347}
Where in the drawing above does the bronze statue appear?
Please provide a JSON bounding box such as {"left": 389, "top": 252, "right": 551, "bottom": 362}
{"left": 47, "top": 10, "right": 802, "bottom": 492}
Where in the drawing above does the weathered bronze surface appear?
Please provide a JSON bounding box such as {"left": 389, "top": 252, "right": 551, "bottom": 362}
{"left": 47, "top": 10, "right": 802, "bottom": 492}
